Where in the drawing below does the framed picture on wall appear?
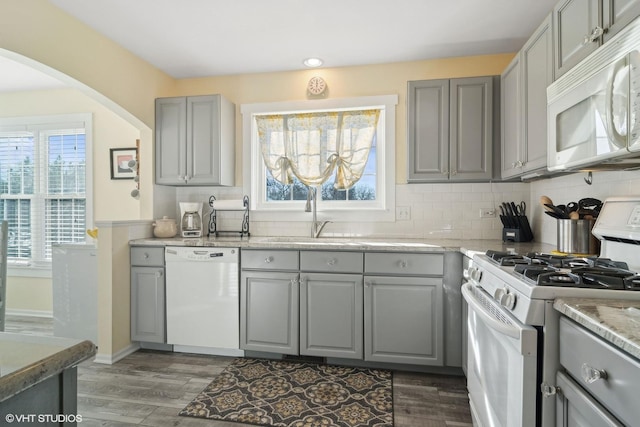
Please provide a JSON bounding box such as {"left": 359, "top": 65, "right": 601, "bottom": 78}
{"left": 110, "top": 148, "right": 137, "bottom": 179}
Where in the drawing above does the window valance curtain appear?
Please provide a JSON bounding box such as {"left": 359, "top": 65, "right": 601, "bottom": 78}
{"left": 255, "top": 109, "right": 380, "bottom": 190}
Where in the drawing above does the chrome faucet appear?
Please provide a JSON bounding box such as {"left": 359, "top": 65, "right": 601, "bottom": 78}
{"left": 305, "top": 186, "right": 330, "bottom": 238}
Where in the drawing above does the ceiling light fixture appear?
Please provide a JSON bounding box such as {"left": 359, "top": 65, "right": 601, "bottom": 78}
{"left": 303, "top": 57, "right": 323, "bottom": 68}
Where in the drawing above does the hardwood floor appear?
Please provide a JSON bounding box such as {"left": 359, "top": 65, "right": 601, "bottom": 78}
{"left": 5, "top": 315, "right": 472, "bottom": 426}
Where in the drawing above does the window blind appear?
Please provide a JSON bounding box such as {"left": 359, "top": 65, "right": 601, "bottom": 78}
{"left": 0, "top": 121, "right": 87, "bottom": 265}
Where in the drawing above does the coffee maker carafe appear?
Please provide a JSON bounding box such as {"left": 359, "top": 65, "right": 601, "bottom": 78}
{"left": 179, "top": 202, "right": 203, "bottom": 238}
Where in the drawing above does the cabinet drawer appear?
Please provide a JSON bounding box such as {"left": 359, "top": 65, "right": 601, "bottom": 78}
{"left": 300, "top": 251, "right": 363, "bottom": 273}
{"left": 364, "top": 252, "right": 443, "bottom": 276}
{"left": 559, "top": 317, "right": 640, "bottom": 426}
{"left": 241, "top": 249, "right": 299, "bottom": 271}
{"left": 131, "top": 246, "right": 165, "bottom": 266}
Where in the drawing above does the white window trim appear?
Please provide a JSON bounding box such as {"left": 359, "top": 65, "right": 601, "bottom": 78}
{"left": 0, "top": 113, "right": 93, "bottom": 276}
{"left": 242, "top": 95, "right": 397, "bottom": 222}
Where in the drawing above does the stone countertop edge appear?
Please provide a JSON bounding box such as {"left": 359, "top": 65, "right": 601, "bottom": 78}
{"left": 0, "top": 338, "right": 96, "bottom": 403}
{"left": 129, "top": 236, "right": 555, "bottom": 257}
{"left": 554, "top": 298, "right": 640, "bottom": 360}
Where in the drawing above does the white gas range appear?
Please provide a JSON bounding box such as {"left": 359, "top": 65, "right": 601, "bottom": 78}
{"left": 463, "top": 196, "right": 640, "bottom": 427}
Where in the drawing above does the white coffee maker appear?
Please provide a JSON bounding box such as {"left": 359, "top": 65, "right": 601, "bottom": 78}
{"left": 179, "top": 202, "right": 203, "bottom": 238}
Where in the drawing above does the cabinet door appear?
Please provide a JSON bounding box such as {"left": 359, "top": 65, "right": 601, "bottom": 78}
{"left": 240, "top": 271, "right": 299, "bottom": 355}
{"left": 603, "top": 0, "right": 640, "bottom": 42}
{"left": 501, "top": 56, "right": 522, "bottom": 179}
{"left": 364, "top": 276, "right": 443, "bottom": 366}
{"left": 187, "top": 95, "right": 222, "bottom": 185}
{"left": 522, "top": 14, "right": 553, "bottom": 174}
{"left": 450, "top": 77, "right": 494, "bottom": 181}
{"left": 555, "top": 372, "right": 623, "bottom": 427}
{"left": 407, "top": 79, "right": 450, "bottom": 182}
{"left": 554, "top": 0, "right": 600, "bottom": 78}
{"left": 155, "top": 97, "right": 187, "bottom": 185}
{"left": 300, "top": 273, "right": 363, "bottom": 359}
{"left": 131, "top": 266, "right": 165, "bottom": 343}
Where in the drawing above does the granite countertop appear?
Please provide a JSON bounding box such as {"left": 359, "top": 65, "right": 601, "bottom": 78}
{"left": 130, "top": 236, "right": 555, "bottom": 258}
{"left": 554, "top": 298, "right": 640, "bottom": 360}
{"left": 0, "top": 333, "right": 96, "bottom": 402}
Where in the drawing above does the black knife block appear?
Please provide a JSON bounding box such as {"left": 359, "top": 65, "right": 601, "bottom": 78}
{"left": 501, "top": 215, "right": 533, "bottom": 242}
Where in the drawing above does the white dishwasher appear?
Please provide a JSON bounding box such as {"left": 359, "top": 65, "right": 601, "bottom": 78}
{"left": 165, "top": 246, "right": 243, "bottom": 356}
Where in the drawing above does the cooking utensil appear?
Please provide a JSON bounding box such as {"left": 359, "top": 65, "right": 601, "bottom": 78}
{"left": 566, "top": 202, "right": 579, "bottom": 212}
{"left": 516, "top": 201, "right": 526, "bottom": 215}
{"left": 540, "top": 195, "right": 553, "bottom": 208}
{"left": 544, "top": 203, "right": 569, "bottom": 219}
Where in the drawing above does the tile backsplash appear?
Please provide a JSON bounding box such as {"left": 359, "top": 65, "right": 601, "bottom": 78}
{"left": 171, "top": 170, "right": 640, "bottom": 244}
{"left": 176, "top": 182, "right": 531, "bottom": 240}
{"left": 529, "top": 170, "right": 640, "bottom": 246}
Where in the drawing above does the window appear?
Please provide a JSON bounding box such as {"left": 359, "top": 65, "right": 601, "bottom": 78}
{"left": 242, "top": 95, "right": 397, "bottom": 221}
{"left": 0, "top": 114, "right": 92, "bottom": 269}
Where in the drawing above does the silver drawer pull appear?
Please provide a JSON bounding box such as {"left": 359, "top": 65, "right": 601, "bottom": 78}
{"left": 399, "top": 260, "right": 408, "bottom": 268}
{"left": 327, "top": 258, "right": 337, "bottom": 266}
{"left": 264, "top": 256, "right": 273, "bottom": 263}
{"left": 581, "top": 363, "right": 607, "bottom": 384}
{"left": 144, "top": 253, "right": 150, "bottom": 259}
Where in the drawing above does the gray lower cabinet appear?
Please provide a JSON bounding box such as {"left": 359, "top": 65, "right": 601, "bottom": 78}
{"left": 407, "top": 76, "right": 496, "bottom": 182}
{"left": 300, "top": 272, "right": 363, "bottom": 359}
{"left": 363, "top": 275, "right": 443, "bottom": 366}
{"left": 130, "top": 247, "right": 165, "bottom": 343}
{"left": 240, "top": 270, "right": 299, "bottom": 355}
{"left": 557, "top": 317, "right": 640, "bottom": 426}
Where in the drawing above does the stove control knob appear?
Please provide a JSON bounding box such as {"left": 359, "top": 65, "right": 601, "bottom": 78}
{"left": 469, "top": 267, "right": 482, "bottom": 282}
{"left": 494, "top": 287, "right": 506, "bottom": 301}
{"left": 502, "top": 292, "right": 517, "bottom": 310}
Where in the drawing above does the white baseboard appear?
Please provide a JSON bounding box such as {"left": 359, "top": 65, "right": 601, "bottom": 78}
{"left": 6, "top": 309, "right": 53, "bottom": 318}
{"left": 94, "top": 342, "right": 140, "bottom": 365}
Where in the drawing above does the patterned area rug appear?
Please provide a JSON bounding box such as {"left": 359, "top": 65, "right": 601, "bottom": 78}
{"left": 179, "top": 358, "right": 393, "bottom": 427}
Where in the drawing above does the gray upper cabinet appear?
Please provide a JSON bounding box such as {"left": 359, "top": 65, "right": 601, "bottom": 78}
{"left": 603, "top": 0, "right": 640, "bottom": 42}
{"left": 501, "top": 56, "right": 521, "bottom": 180}
{"left": 554, "top": 0, "right": 640, "bottom": 78}
{"left": 502, "top": 14, "right": 553, "bottom": 179}
{"left": 155, "top": 94, "right": 235, "bottom": 186}
{"left": 408, "top": 77, "right": 495, "bottom": 182}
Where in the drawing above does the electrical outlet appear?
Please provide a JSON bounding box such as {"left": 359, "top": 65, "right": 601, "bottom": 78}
{"left": 480, "top": 208, "right": 496, "bottom": 218}
{"left": 396, "top": 206, "right": 411, "bottom": 220}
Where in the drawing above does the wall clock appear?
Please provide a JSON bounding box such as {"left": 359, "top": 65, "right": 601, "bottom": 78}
{"left": 307, "top": 76, "right": 327, "bottom": 97}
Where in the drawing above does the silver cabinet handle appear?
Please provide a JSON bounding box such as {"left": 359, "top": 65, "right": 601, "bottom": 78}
{"left": 399, "top": 260, "right": 408, "bottom": 268}
{"left": 156, "top": 271, "right": 163, "bottom": 278}
{"left": 451, "top": 170, "right": 457, "bottom": 176}
{"left": 541, "top": 382, "right": 559, "bottom": 398}
{"left": 327, "top": 258, "right": 337, "bottom": 266}
{"left": 581, "top": 363, "right": 607, "bottom": 384}
{"left": 144, "top": 253, "right": 150, "bottom": 259}
{"left": 264, "top": 256, "right": 273, "bottom": 263}
{"left": 584, "top": 26, "right": 605, "bottom": 44}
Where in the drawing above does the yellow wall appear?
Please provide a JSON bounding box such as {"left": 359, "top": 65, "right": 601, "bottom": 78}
{"left": 5, "top": 277, "right": 51, "bottom": 314}
{"left": 174, "top": 55, "right": 514, "bottom": 183}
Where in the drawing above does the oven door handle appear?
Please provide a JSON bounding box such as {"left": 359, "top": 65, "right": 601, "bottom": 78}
{"left": 462, "top": 283, "right": 521, "bottom": 339}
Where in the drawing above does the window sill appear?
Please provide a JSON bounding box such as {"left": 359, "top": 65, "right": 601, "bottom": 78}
{"left": 8, "top": 265, "right": 52, "bottom": 279}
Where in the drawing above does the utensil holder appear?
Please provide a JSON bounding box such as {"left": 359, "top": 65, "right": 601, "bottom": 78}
{"left": 501, "top": 215, "right": 533, "bottom": 242}
{"left": 556, "top": 219, "right": 599, "bottom": 254}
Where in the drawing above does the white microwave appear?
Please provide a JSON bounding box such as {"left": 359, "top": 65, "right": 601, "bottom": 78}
{"left": 547, "top": 18, "right": 640, "bottom": 172}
